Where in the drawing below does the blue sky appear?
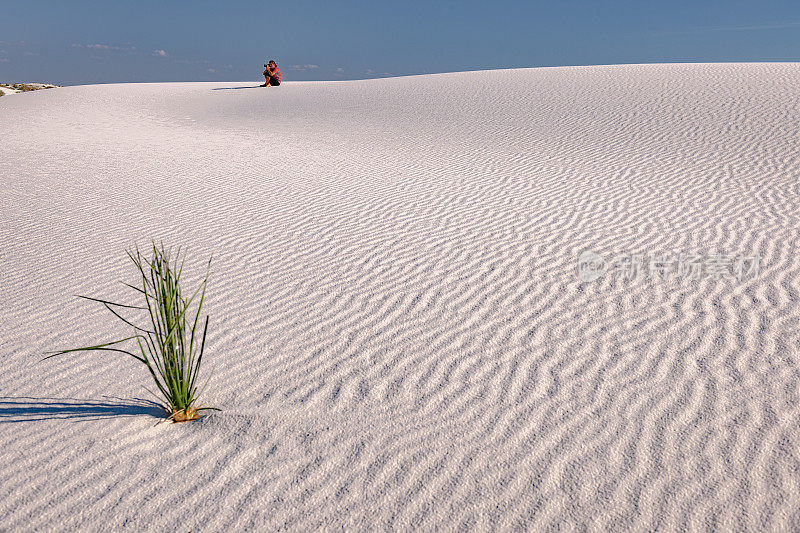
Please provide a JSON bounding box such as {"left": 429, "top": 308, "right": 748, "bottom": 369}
{"left": 1, "top": 0, "right": 799, "bottom": 85}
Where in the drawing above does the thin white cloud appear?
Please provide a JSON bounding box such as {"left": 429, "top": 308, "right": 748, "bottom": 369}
{"left": 335, "top": 67, "right": 345, "bottom": 73}
{"left": 73, "top": 43, "right": 137, "bottom": 52}
{"left": 289, "top": 63, "right": 319, "bottom": 71}
{"left": 69, "top": 41, "right": 230, "bottom": 74}
{"left": 0, "top": 58, "right": 9, "bottom": 63}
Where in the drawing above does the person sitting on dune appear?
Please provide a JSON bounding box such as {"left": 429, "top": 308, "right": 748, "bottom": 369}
{"left": 262, "top": 60, "right": 281, "bottom": 87}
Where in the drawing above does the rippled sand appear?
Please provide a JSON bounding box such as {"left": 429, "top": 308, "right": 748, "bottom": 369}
{"left": 2, "top": 64, "right": 800, "bottom": 530}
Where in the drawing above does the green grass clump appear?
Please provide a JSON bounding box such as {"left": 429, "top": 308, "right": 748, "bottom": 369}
{"left": 46, "top": 243, "right": 217, "bottom": 422}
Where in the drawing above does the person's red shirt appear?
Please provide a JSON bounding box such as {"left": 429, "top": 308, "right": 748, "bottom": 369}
{"left": 271, "top": 67, "right": 281, "bottom": 82}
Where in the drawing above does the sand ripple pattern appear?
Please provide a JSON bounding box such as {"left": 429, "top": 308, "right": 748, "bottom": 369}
{"left": 2, "top": 64, "right": 800, "bottom": 531}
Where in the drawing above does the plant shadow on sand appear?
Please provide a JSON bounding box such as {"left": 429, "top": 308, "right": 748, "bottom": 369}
{"left": 0, "top": 397, "right": 165, "bottom": 422}
{"left": 212, "top": 86, "right": 264, "bottom": 90}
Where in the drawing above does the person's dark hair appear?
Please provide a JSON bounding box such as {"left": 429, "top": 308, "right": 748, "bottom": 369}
{"left": 269, "top": 60, "right": 277, "bottom": 66}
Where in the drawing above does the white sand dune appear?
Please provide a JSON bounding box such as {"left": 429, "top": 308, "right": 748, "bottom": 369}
{"left": 2, "top": 63, "right": 800, "bottom": 530}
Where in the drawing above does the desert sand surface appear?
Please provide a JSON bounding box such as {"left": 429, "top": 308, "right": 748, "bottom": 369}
{"left": 1, "top": 63, "right": 800, "bottom": 531}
